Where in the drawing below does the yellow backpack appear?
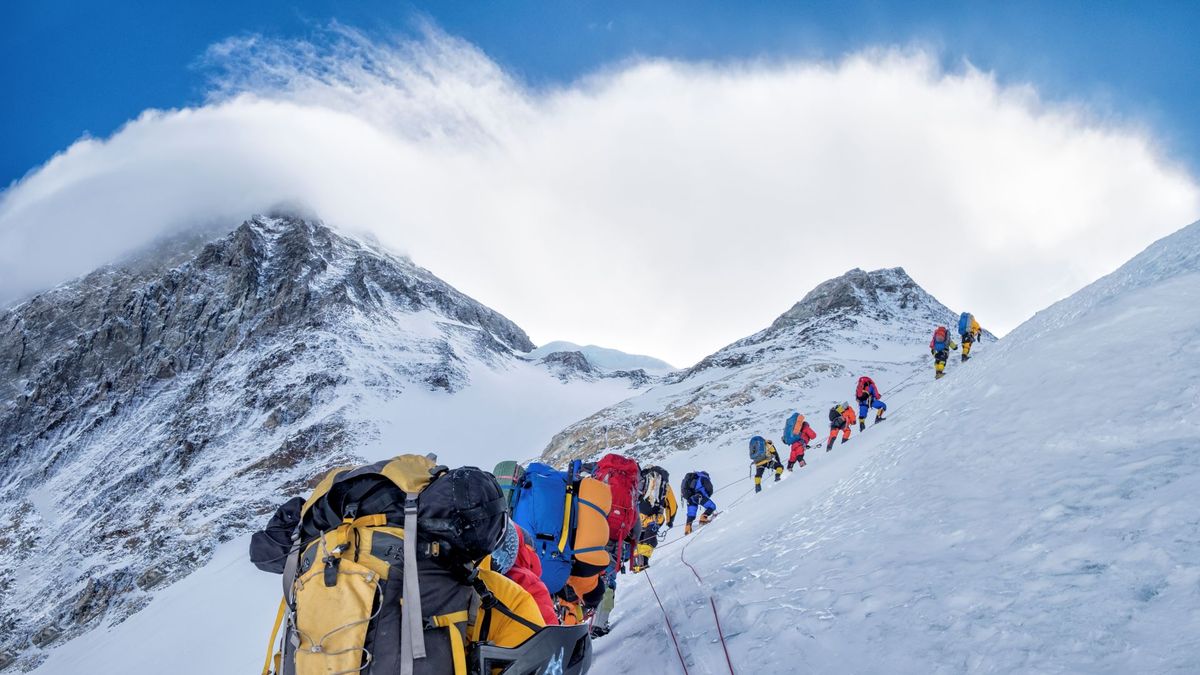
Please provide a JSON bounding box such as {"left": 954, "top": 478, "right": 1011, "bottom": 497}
{"left": 261, "top": 455, "right": 509, "bottom": 675}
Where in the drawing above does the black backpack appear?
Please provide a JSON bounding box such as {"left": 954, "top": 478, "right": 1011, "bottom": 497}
{"left": 681, "top": 472, "right": 698, "bottom": 501}
{"left": 256, "top": 456, "right": 509, "bottom": 675}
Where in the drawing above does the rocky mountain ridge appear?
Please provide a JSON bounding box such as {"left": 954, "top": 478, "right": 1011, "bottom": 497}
{"left": 0, "top": 215, "right": 645, "bottom": 671}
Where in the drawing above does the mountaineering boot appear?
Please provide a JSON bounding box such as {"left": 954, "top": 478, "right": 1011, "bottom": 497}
{"left": 774, "top": 473, "right": 781, "bottom": 482}
{"left": 935, "top": 371, "right": 944, "bottom": 380}
{"left": 684, "top": 522, "right": 693, "bottom": 535}
{"left": 798, "top": 459, "right": 806, "bottom": 467}
{"left": 699, "top": 513, "right": 712, "bottom": 524}
{"left": 841, "top": 436, "right": 849, "bottom": 444}
{"left": 875, "top": 414, "right": 885, "bottom": 424}
{"left": 961, "top": 353, "right": 968, "bottom": 362}
{"left": 859, "top": 419, "right": 866, "bottom": 432}
{"left": 826, "top": 437, "right": 835, "bottom": 451}
{"left": 591, "top": 623, "right": 611, "bottom": 638}
{"left": 755, "top": 482, "right": 762, "bottom": 494}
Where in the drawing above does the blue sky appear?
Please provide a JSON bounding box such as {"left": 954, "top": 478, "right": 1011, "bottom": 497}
{"left": 2, "top": 2, "right": 1199, "bottom": 364}
{"left": 3, "top": 1, "right": 1200, "bottom": 189}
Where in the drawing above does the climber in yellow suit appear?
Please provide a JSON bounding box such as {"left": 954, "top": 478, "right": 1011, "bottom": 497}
{"left": 959, "top": 313, "right": 983, "bottom": 362}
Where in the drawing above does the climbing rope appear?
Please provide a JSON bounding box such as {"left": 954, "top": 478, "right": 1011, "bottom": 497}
{"left": 678, "top": 522, "right": 737, "bottom": 675}
{"left": 710, "top": 475, "right": 748, "bottom": 492}
{"left": 643, "top": 569, "right": 691, "bottom": 675}
{"left": 880, "top": 367, "right": 922, "bottom": 398}
{"left": 723, "top": 485, "right": 756, "bottom": 510}
{"left": 635, "top": 366, "right": 944, "bottom": 673}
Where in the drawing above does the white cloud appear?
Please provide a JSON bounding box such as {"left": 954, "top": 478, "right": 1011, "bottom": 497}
{"left": 2, "top": 26, "right": 1197, "bottom": 366}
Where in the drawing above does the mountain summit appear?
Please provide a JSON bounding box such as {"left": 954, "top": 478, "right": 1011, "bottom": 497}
{"left": 542, "top": 267, "right": 958, "bottom": 465}
{"left": 769, "top": 267, "right": 936, "bottom": 331}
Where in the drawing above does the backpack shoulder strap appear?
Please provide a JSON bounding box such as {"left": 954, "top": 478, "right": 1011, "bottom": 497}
{"left": 470, "top": 569, "right": 543, "bottom": 643}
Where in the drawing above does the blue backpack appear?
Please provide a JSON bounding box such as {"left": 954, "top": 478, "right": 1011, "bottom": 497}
{"left": 511, "top": 461, "right": 610, "bottom": 594}
{"left": 748, "top": 435, "right": 768, "bottom": 462}
{"left": 782, "top": 412, "right": 801, "bottom": 444}
{"left": 511, "top": 462, "right": 574, "bottom": 593}
{"left": 958, "top": 312, "right": 972, "bottom": 336}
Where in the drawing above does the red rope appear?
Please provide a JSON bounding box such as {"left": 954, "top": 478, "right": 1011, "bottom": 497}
{"left": 644, "top": 570, "right": 690, "bottom": 675}
{"left": 680, "top": 525, "right": 737, "bottom": 675}
{"left": 708, "top": 597, "right": 736, "bottom": 675}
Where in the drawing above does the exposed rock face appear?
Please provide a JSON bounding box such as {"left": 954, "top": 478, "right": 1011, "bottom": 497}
{"left": 0, "top": 215, "right": 551, "bottom": 670}
{"left": 539, "top": 350, "right": 596, "bottom": 377}
{"left": 769, "top": 267, "right": 931, "bottom": 332}
{"left": 534, "top": 350, "right": 655, "bottom": 388}
{"left": 542, "top": 267, "right": 961, "bottom": 466}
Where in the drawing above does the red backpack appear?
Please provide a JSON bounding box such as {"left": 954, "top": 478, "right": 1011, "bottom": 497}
{"left": 856, "top": 376, "right": 874, "bottom": 399}
{"left": 593, "top": 454, "right": 642, "bottom": 568}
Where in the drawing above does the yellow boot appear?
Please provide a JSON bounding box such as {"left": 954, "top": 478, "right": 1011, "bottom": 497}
{"left": 684, "top": 522, "right": 693, "bottom": 535}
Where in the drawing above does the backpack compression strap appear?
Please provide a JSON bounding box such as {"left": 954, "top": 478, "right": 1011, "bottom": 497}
{"left": 401, "top": 496, "right": 425, "bottom": 675}
{"left": 260, "top": 598, "right": 286, "bottom": 675}
{"left": 430, "top": 610, "right": 471, "bottom": 675}
{"left": 262, "top": 525, "right": 303, "bottom": 675}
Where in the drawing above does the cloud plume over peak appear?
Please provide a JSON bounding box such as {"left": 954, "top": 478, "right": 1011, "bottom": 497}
{"left": 1, "top": 25, "right": 1197, "bottom": 365}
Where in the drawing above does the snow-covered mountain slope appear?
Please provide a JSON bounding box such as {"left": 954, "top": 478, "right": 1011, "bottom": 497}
{"left": 21, "top": 265, "right": 959, "bottom": 675}
{"left": 542, "top": 267, "right": 965, "bottom": 468}
{"left": 0, "top": 215, "right": 646, "bottom": 672}
{"left": 527, "top": 341, "right": 677, "bottom": 374}
{"left": 591, "top": 221, "right": 1200, "bottom": 673}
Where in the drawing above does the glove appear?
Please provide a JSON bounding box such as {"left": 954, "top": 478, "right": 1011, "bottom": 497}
{"left": 930, "top": 348, "right": 936, "bottom": 356}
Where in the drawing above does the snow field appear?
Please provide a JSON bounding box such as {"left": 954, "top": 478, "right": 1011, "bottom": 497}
{"left": 592, "top": 228, "right": 1200, "bottom": 673}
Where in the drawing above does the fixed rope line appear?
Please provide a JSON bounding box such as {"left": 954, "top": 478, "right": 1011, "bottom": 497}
{"left": 643, "top": 569, "right": 691, "bottom": 675}
{"left": 713, "top": 476, "right": 751, "bottom": 494}
{"left": 880, "top": 368, "right": 921, "bottom": 398}
{"left": 723, "top": 486, "right": 756, "bottom": 511}
{"left": 646, "top": 363, "right": 937, "bottom": 671}
{"left": 679, "top": 523, "right": 737, "bottom": 675}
